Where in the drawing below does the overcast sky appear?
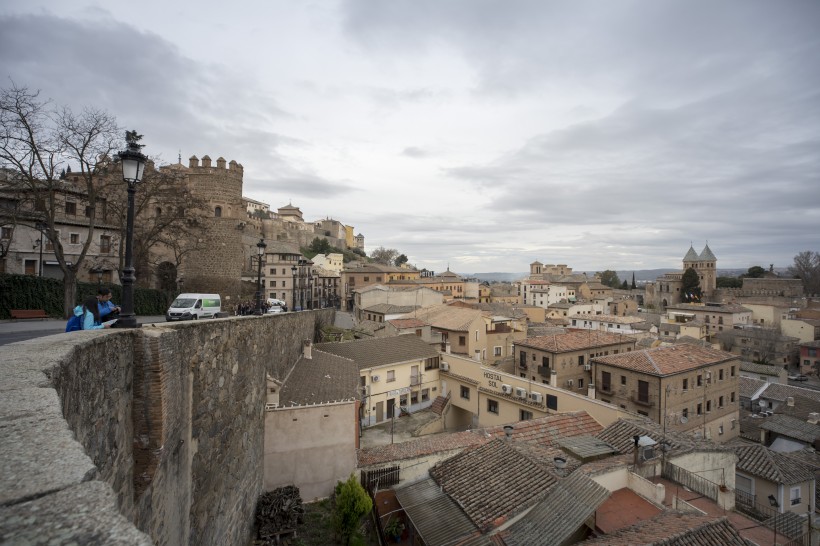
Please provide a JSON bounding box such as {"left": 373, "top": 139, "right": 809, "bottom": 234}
{"left": 2, "top": 1, "right": 818, "bottom": 274}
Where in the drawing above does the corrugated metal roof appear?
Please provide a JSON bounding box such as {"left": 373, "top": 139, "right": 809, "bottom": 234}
{"left": 394, "top": 478, "right": 478, "bottom": 546}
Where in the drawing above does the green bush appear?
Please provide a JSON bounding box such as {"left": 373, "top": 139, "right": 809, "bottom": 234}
{"left": 0, "top": 273, "right": 170, "bottom": 319}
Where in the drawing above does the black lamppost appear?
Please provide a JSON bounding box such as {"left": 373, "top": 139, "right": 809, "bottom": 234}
{"left": 177, "top": 277, "right": 184, "bottom": 294}
{"left": 307, "top": 271, "right": 314, "bottom": 310}
{"left": 291, "top": 264, "right": 297, "bottom": 311}
{"left": 35, "top": 221, "right": 47, "bottom": 277}
{"left": 114, "top": 135, "right": 146, "bottom": 328}
{"left": 254, "top": 238, "right": 266, "bottom": 315}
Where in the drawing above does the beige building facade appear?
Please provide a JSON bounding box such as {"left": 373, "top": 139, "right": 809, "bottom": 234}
{"left": 592, "top": 345, "right": 740, "bottom": 443}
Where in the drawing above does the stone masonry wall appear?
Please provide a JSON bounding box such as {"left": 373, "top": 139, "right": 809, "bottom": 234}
{"left": 0, "top": 309, "right": 332, "bottom": 545}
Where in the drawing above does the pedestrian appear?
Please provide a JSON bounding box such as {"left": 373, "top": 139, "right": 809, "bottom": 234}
{"left": 73, "top": 296, "right": 114, "bottom": 330}
{"left": 97, "top": 287, "right": 121, "bottom": 320}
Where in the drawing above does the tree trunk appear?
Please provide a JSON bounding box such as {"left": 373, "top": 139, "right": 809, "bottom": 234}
{"left": 63, "top": 269, "right": 77, "bottom": 319}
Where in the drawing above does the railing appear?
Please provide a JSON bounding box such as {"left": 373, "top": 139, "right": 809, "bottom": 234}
{"left": 537, "top": 365, "right": 550, "bottom": 376}
{"left": 410, "top": 376, "right": 421, "bottom": 386}
{"left": 735, "top": 489, "right": 808, "bottom": 542}
{"left": 662, "top": 461, "right": 719, "bottom": 502}
{"left": 361, "top": 466, "right": 400, "bottom": 493}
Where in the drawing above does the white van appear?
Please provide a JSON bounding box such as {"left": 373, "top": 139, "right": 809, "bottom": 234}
{"left": 166, "top": 293, "right": 221, "bottom": 321}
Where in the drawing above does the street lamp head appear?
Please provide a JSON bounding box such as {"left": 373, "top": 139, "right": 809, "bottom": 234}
{"left": 291, "top": 265, "right": 297, "bottom": 276}
{"left": 768, "top": 494, "right": 778, "bottom": 507}
{"left": 257, "top": 238, "right": 267, "bottom": 256}
{"left": 118, "top": 136, "right": 147, "bottom": 185}
{"left": 35, "top": 221, "right": 47, "bottom": 232}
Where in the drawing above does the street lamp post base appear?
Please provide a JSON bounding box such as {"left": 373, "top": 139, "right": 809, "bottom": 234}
{"left": 112, "top": 316, "right": 141, "bottom": 329}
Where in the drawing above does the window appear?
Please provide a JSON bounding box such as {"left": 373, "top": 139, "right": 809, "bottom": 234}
{"left": 697, "top": 403, "right": 703, "bottom": 415}
{"left": 363, "top": 276, "right": 370, "bottom": 282}
{"left": 0, "top": 227, "right": 11, "bottom": 239}
{"left": 578, "top": 355, "right": 584, "bottom": 366}
{"left": 718, "top": 396, "right": 724, "bottom": 408}
{"left": 697, "top": 374, "right": 703, "bottom": 387}
{"left": 99, "top": 235, "right": 111, "bottom": 254}
{"left": 494, "top": 346, "right": 502, "bottom": 357}
{"left": 621, "top": 375, "right": 627, "bottom": 385}
{"left": 460, "top": 386, "right": 470, "bottom": 400}
{"left": 730, "top": 392, "right": 735, "bottom": 403}
{"left": 400, "top": 394, "right": 408, "bottom": 407}
{"left": 730, "top": 365, "right": 735, "bottom": 377}
{"left": 706, "top": 400, "right": 712, "bottom": 412}
{"left": 35, "top": 197, "right": 46, "bottom": 211}
{"left": 601, "top": 371, "right": 611, "bottom": 392}
{"left": 69, "top": 233, "right": 79, "bottom": 244}
{"left": 214, "top": 206, "right": 222, "bottom": 217}
{"left": 386, "top": 370, "right": 395, "bottom": 382}
{"left": 682, "top": 408, "right": 689, "bottom": 419}
{"left": 421, "top": 388, "right": 430, "bottom": 402}
{"left": 718, "top": 425, "right": 724, "bottom": 435}
{"left": 637, "top": 380, "right": 649, "bottom": 404}
{"left": 65, "top": 201, "right": 77, "bottom": 215}
{"left": 24, "top": 259, "right": 36, "bottom": 275}
{"left": 410, "top": 391, "right": 418, "bottom": 405}
{"left": 682, "top": 378, "right": 688, "bottom": 390}
{"left": 415, "top": 329, "right": 422, "bottom": 337}
{"left": 578, "top": 378, "right": 584, "bottom": 389}
{"left": 520, "top": 410, "right": 533, "bottom": 421}
{"left": 790, "top": 487, "right": 801, "bottom": 506}
{"left": 719, "top": 369, "right": 724, "bottom": 381}
{"left": 487, "top": 399, "right": 499, "bottom": 414}
{"left": 459, "top": 336, "right": 466, "bottom": 346}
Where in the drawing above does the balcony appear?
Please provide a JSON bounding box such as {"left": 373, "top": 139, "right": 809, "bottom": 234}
{"left": 599, "top": 384, "right": 614, "bottom": 395}
{"left": 630, "top": 391, "right": 656, "bottom": 407}
{"left": 410, "top": 375, "right": 421, "bottom": 386}
{"left": 537, "top": 365, "right": 550, "bottom": 376}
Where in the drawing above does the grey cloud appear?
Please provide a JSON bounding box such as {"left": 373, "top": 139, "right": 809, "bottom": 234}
{"left": 401, "top": 146, "right": 430, "bottom": 158}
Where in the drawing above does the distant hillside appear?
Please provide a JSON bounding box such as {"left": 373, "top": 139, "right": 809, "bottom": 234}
{"left": 464, "top": 268, "right": 793, "bottom": 284}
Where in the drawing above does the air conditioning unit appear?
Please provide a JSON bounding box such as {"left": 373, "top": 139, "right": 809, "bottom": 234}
{"left": 440, "top": 362, "right": 450, "bottom": 372}
{"left": 530, "top": 392, "right": 543, "bottom": 403}
{"left": 501, "top": 384, "right": 513, "bottom": 395}
{"left": 583, "top": 364, "right": 591, "bottom": 371}
{"left": 515, "top": 387, "right": 527, "bottom": 399}
{"left": 566, "top": 379, "right": 574, "bottom": 387}
{"left": 372, "top": 375, "right": 380, "bottom": 383}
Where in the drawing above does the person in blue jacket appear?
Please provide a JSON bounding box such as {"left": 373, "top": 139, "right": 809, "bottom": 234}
{"left": 73, "top": 296, "right": 114, "bottom": 330}
{"left": 96, "top": 287, "right": 121, "bottom": 320}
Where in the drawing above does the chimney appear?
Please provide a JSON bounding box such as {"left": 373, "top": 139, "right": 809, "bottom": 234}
{"left": 302, "top": 339, "right": 312, "bottom": 359}
{"left": 503, "top": 425, "right": 514, "bottom": 439}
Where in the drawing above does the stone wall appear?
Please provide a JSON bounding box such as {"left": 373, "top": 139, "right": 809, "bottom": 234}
{"left": 0, "top": 310, "right": 332, "bottom": 545}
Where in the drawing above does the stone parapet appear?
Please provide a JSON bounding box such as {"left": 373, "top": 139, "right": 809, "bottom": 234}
{"left": 0, "top": 310, "right": 333, "bottom": 545}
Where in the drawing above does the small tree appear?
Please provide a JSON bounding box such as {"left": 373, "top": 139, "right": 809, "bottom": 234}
{"left": 717, "top": 276, "right": 742, "bottom": 288}
{"left": 631, "top": 272, "right": 636, "bottom": 289}
{"left": 332, "top": 474, "right": 372, "bottom": 546}
{"left": 394, "top": 253, "right": 408, "bottom": 267}
{"left": 680, "top": 267, "right": 701, "bottom": 302}
{"left": 743, "top": 265, "right": 766, "bottom": 278}
{"left": 789, "top": 251, "right": 820, "bottom": 296}
{"left": 621, "top": 279, "right": 628, "bottom": 289}
{"left": 598, "top": 270, "right": 620, "bottom": 288}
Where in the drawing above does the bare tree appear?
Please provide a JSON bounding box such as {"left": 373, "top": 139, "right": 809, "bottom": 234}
{"left": 370, "top": 246, "right": 399, "bottom": 265}
{"left": 789, "top": 250, "right": 820, "bottom": 296}
{"left": 0, "top": 83, "right": 121, "bottom": 315}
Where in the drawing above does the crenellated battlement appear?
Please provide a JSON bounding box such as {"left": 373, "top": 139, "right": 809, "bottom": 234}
{"left": 188, "top": 155, "right": 244, "bottom": 175}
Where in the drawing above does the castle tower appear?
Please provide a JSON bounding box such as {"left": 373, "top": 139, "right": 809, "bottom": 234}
{"left": 530, "top": 260, "right": 543, "bottom": 277}
{"left": 682, "top": 243, "right": 717, "bottom": 299}
{"left": 181, "top": 155, "right": 245, "bottom": 293}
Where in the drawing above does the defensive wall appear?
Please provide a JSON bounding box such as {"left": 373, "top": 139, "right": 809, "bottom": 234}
{"left": 0, "top": 310, "right": 333, "bottom": 545}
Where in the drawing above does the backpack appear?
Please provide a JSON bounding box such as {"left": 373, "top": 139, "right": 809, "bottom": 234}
{"left": 65, "top": 312, "right": 84, "bottom": 332}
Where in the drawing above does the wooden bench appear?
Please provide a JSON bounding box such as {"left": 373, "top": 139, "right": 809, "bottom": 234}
{"left": 10, "top": 309, "right": 50, "bottom": 320}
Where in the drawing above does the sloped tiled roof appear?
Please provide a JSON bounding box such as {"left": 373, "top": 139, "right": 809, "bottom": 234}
{"left": 759, "top": 414, "right": 820, "bottom": 444}
{"left": 595, "top": 418, "right": 695, "bottom": 454}
{"left": 738, "top": 376, "right": 767, "bottom": 399}
{"left": 592, "top": 344, "right": 736, "bottom": 376}
{"left": 397, "top": 305, "right": 483, "bottom": 332}
{"left": 699, "top": 244, "right": 717, "bottom": 261}
{"left": 741, "top": 361, "right": 782, "bottom": 376}
{"left": 582, "top": 514, "right": 748, "bottom": 545}
{"left": 388, "top": 318, "right": 427, "bottom": 329}
{"left": 394, "top": 477, "right": 478, "bottom": 546}
{"left": 501, "top": 472, "right": 610, "bottom": 546}
{"left": 357, "top": 430, "right": 486, "bottom": 466}
{"left": 429, "top": 438, "right": 557, "bottom": 529}
{"left": 757, "top": 381, "right": 820, "bottom": 404}
{"left": 278, "top": 352, "right": 359, "bottom": 406}
{"left": 734, "top": 444, "right": 815, "bottom": 484}
{"left": 683, "top": 245, "right": 700, "bottom": 262}
{"left": 518, "top": 330, "right": 635, "bottom": 353}
{"left": 315, "top": 334, "right": 439, "bottom": 371}
{"left": 361, "top": 303, "right": 417, "bottom": 314}
{"left": 666, "top": 302, "right": 751, "bottom": 313}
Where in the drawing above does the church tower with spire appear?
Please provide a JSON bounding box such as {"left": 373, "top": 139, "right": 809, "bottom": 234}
{"left": 682, "top": 243, "right": 717, "bottom": 298}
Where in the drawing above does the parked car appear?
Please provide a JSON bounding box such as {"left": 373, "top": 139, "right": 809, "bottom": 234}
{"left": 267, "top": 305, "right": 284, "bottom": 314}
{"left": 788, "top": 374, "right": 808, "bottom": 381}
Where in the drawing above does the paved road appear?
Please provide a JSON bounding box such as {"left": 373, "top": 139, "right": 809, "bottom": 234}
{"left": 0, "top": 316, "right": 167, "bottom": 346}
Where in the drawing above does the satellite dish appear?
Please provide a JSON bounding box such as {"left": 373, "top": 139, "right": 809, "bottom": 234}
{"left": 680, "top": 416, "right": 689, "bottom": 424}
{"left": 759, "top": 400, "right": 767, "bottom": 408}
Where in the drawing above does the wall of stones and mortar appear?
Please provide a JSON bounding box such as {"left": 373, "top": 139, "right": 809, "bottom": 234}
{"left": 0, "top": 309, "right": 333, "bottom": 545}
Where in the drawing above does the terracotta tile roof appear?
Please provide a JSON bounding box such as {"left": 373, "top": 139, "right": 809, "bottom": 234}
{"left": 278, "top": 352, "right": 359, "bottom": 406}
{"left": 517, "top": 330, "right": 635, "bottom": 353}
{"left": 398, "top": 305, "right": 483, "bottom": 332}
{"left": 757, "top": 381, "right": 820, "bottom": 404}
{"left": 362, "top": 303, "right": 417, "bottom": 314}
{"left": 357, "top": 411, "right": 601, "bottom": 466}
{"left": 357, "top": 430, "right": 487, "bottom": 467}
{"left": 591, "top": 344, "right": 736, "bottom": 376}
{"left": 430, "top": 438, "right": 557, "bottom": 530}
{"left": 388, "top": 318, "right": 427, "bottom": 329}
{"left": 666, "top": 303, "right": 752, "bottom": 314}
{"left": 734, "top": 444, "right": 816, "bottom": 484}
{"left": 501, "top": 472, "right": 610, "bottom": 546}
{"left": 595, "top": 417, "right": 695, "bottom": 454}
{"left": 570, "top": 314, "right": 645, "bottom": 324}
{"left": 582, "top": 513, "right": 749, "bottom": 545}
{"left": 741, "top": 361, "right": 781, "bottom": 376}
{"left": 315, "top": 334, "right": 439, "bottom": 371}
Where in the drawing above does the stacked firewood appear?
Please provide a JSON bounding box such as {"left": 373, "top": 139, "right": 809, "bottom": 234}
{"left": 255, "top": 486, "right": 305, "bottom": 544}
